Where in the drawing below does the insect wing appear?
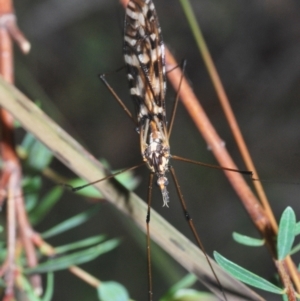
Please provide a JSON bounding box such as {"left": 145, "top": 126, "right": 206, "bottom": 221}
{"left": 124, "top": 0, "right": 166, "bottom": 122}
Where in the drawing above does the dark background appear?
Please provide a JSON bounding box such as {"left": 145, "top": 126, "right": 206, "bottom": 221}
{"left": 12, "top": 0, "right": 300, "bottom": 300}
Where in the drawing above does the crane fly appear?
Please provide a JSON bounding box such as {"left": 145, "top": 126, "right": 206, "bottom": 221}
{"left": 122, "top": 1, "right": 224, "bottom": 299}
{"left": 71, "top": 0, "right": 252, "bottom": 300}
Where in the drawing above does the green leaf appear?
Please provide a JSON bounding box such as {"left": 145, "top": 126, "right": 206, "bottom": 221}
{"left": 214, "top": 252, "right": 284, "bottom": 294}
{"left": 22, "top": 175, "right": 42, "bottom": 191}
{"left": 160, "top": 274, "right": 218, "bottom": 301}
{"left": 21, "top": 132, "right": 37, "bottom": 152}
{"left": 25, "top": 239, "right": 119, "bottom": 274}
{"left": 41, "top": 273, "right": 54, "bottom": 301}
{"left": 21, "top": 133, "right": 53, "bottom": 171}
{"left": 0, "top": 247, "right": 7, "bottom": 263}
{"left": 68, "top": 178, "right": 103, "bottom": 198}
{"left": 17, "top": 274, "right": 41, "bottom": 301}
{"left": 22, "top": 176, "right": 42, "bottom": 212}
{"left": 166, "top": 289, "right": 217, "bottom": 301}
{"left": 41, "top": 204, "right": 101, "bottom": 239}
{"left": 30, "top": 186, "right": 64, "bottom": 225}
{"left": 54, "top": 235, "right": 106, "bottom": 254}
{"left": 114, "top": 169, "right": 140, "bottom": 191}
{"left": 25, "top": 194, "right": 39, "bottom": 212}
{"left": 232, "top": 232, "right": 265, "bottom": 247}
{"left": 295, "top": 222, "right": 300, "bottom": 236}
{"left": 282, "top": 294, "right": 288, "bottom": 301}
{"left": 277, "top": 207, "right": 296, "bottom": 260}
{"left": 99, "top": 159, "right": 140, "bottom": 191}
{"left": 160, "top": 274, "right": 198, "bottom": 301}
{"left": 68, "top": 168, "right": 140, "bottom": 199}
{"left": 97, "top": 281, "right": 129, "bottom": 301}
{"left": 290, "top": 243, "right": 300, "bottom": 256}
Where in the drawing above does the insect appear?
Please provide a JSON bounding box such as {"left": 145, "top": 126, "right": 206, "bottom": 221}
{"left": 121, "top": 1, "right": 222, "bottom": 299}
{"left": 96, "top": 0, "right": 234, "bottom": 299}
{"left": 72, "top": 0, "right": 253, "bottom": 300}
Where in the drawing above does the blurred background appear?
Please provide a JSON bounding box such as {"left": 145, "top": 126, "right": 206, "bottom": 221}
{"left": 12, "top": 0, "right": 300, "bottom": 300}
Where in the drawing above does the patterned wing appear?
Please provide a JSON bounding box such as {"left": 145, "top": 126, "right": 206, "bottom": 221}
{"left": 124, "top": 0, "right": 166, "bottom": 122}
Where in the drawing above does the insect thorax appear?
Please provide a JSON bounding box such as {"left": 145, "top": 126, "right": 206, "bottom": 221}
{"left": 144, "top": 129, "right": 170, "bottom": 175}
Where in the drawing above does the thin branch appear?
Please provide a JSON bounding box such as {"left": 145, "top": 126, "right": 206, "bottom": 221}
{"left": 276, "top": 260, "right": 296, "bottom": 301}
{"left": 5, "top": 168, "right": 16, "bottom": 297}
{"left": 0, "top": 0, "right": 39, "bottom": 297}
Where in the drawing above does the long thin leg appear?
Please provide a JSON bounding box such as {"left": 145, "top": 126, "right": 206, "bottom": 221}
{"left": 146, "top": 172, "right": 154, "bottom": 301}
{"left": 169, "top": 166, "right": 228, "bottom": 301}
{"left": 172, "top": 154, "right": 253, "bottom": 176}
{"left": 167, "top": 60, "right": 187, "bottom": 139}
{"left": 99, "top": 73, "right": 137, "bottom": 126}
{"left": 64, "top": 162, "right": 145, "bottom": 192}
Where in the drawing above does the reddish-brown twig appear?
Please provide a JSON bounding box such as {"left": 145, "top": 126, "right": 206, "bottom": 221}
{"left": 0, "top": 0, "right": 40, "bottom": 298}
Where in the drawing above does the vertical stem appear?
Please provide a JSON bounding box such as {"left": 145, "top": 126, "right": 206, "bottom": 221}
{"left": 276, "top": 260, "right": 296, "bottom": 301}
{"left": 0, "top": 6, "right": 16, "bottom": 296}
{"left": 0, "top": 0, "right": 39, "bottom": 297}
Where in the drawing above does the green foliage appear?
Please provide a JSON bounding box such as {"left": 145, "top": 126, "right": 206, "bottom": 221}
{"left": 163, "top": 289, "right": 217, "bottom": 301}
{"left": 67, "top": 178, "right": 103, "bottom": 198}
{"left": 214, "top": 206, "right": 300, "bottom": 298}
{"left": 19, "top": 132, "right": 60, "bottom": 225}
{"left": 20, "top": 133, "right": 53, "bottom": 171}
{"left": 1, "top": 132, "right": 134, "bottom": 300}
{"left": 97, "top": 281, "right": 129, "bottom": 301}
{"left": 232, "top": 232, "right": 265, "bottom": 247}
{"left": 25, "top": 239, "right": 119, "bottom": 274}
{"left": 41, "top": 204, "right": 101, "bottom": 239}
{"left": 68, "top": 163, "right": 140, "bottom": 199}
{"left": 214, "top": 252, "right": 284, "bottom": 294}
{"left": 277, "top": 207, "right": 296, "bottom": 260}
{"left": 54, "top": 235, "right": 106, "bottom": 254}
{"left": 16, "top": 272, "right": 54, "bottom": 301}
{"left": 29, "top": 186, "right": 64, "bottom": 225}
{"left": 160, "top": 274, "right": 217, "bottom": 301}
{"left": 294, "top": 222, "right": 300, "bottom": 236}
{"left": 22, "top": 176, "right": 42, "bottom": 212}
